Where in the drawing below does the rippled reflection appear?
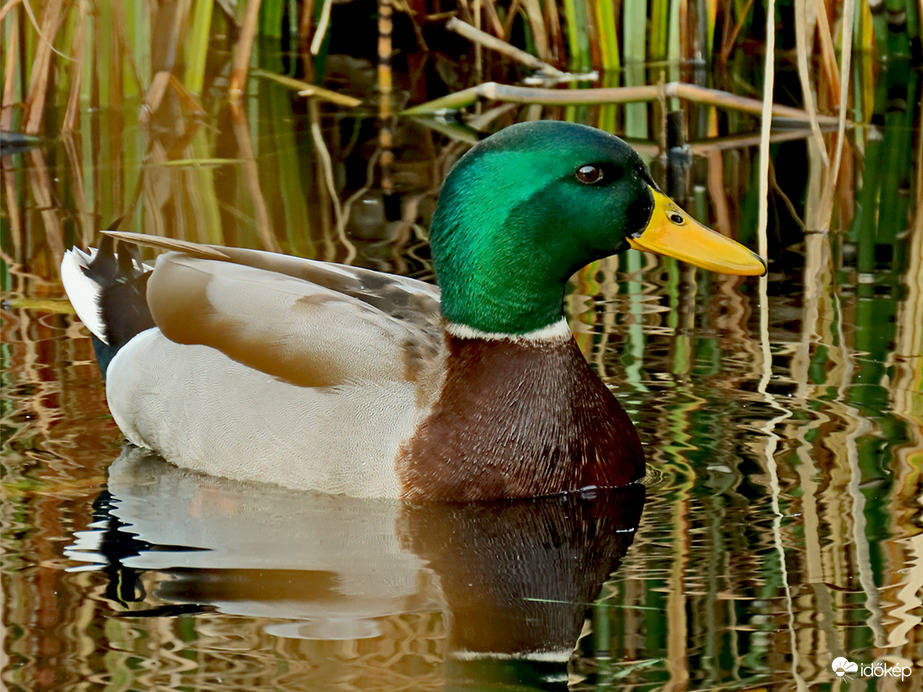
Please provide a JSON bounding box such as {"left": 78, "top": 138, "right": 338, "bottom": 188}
{"left": 63, "top": 448, "right": 643, "bottom": 689}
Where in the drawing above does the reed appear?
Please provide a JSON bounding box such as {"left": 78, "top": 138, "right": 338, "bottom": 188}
{"left": 1, "top": 0, "right": 909, "bottom": 140}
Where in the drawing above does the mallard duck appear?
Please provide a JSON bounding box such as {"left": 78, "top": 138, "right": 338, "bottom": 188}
{"left": 61, "top": 121, "right": 765, "bottom": 501}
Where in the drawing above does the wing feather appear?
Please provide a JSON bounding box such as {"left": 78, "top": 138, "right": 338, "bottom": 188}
{"left": 145, "top": 251, "right": 444, "bottom": 391}
{"left": 104, "top": 230, "right": 442, "bottom": 334}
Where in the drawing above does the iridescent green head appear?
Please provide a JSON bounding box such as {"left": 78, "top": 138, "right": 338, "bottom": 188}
{"left": 430, "top": 121, "right": 765, "bottom": 335}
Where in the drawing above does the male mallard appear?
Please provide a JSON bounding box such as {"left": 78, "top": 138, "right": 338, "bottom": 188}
{"left": 61, "top": 121, "right": 765, "bottom": 501}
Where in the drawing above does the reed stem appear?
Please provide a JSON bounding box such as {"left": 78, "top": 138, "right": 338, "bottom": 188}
{"left": 230, "top": 0, "right": 262, "bottom": 96}
{"left": 447, "top": 17, "right": 564, "bottom": 77}
{"left": 403, "top": 81, "right": 843, "bottom": 126}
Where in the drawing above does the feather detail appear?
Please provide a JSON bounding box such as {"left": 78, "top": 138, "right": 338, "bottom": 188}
{"left": 61, "top": 237, "right": 156, "bottom": 376}
{"left": 102, "top": 230, "right": 231, "bottom": 260}
{"left": 61, "top": 247, "right": 109, "bottom": 343}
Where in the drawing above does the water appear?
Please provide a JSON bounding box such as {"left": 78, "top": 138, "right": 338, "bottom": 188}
{"left": 2, "top": 68, "right": 921, "bottom": 690}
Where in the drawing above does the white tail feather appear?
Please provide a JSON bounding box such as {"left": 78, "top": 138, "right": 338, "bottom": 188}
{"left": 61, "top": 247, "right": 109, "bottom": 344}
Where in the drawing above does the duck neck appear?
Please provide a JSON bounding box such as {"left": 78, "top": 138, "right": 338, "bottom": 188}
{"left": 430, "top": 192, "right": 591, "bottom": 334}
{"left": 437, "top": 264, "right": 571, "bottom": 335}
{"left": 397, "top": 328, "right": 646, "bottom": 501}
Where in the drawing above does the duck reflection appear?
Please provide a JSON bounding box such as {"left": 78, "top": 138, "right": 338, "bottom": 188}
{"left": 68, "top": 447, "right": 644, "bottom": 685}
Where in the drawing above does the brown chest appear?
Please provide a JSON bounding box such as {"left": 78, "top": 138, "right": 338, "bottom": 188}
{"left": 397, "top": 334, "right": 645, "bottom": 501}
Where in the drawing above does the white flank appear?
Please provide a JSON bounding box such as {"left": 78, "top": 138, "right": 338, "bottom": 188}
{"left": 446, "top": 317, "right": 571, "bottom": 343}
{"left": 61, "top": 247, "right": 109, "bottom": 343}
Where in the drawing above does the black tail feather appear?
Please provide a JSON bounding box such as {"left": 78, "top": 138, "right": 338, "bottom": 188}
{"left": 86, "top": 238, "right": 156, "bottom": 378}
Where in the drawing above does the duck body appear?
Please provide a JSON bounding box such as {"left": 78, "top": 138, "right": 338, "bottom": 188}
{"left": 103, "top": 316, "right": 641, "bottom": 501}
{"left": 62, "top": 121, "right": 765, "bottom": 501}
{"left": 84, "top": 245, "right": 641, "bottom": 501}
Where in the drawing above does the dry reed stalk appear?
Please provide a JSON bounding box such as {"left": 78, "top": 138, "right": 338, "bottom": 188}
{"left": 794, "top": 0, "right": 830, "bottom": 166}
{"left": 811, "top": 0, "right": 840, "bottom": 104}
{"left": 522, "top": 0, "right": 551, "bottom": 62}
{"left": 756, "top": 23, "right": 776, "bottom": 261}
{"left": 252, "top": 70, "right": 362, "bottom": 106}
{"left": 142, "top": 71, "right": 172, "bottom": 117}
{"left": 311, "top": 0, "right": 333, "bottom": 54}
{"left": 230, "top": 102, "right": 280, "bottom": 252}
{"left": 803, "top": 133, "right": 826, "bottom": 229}
{"left": 22, "top": 0, "right": 67, "bottom": 134}
{"left": 756, "top": 0, "right": 778, "bottom": 554}
{"left": 112, "top": 0, "right": 143, "bottom": 97}
{"left": 404, "top": 81, "right": 842, "bottom": 125}
{"left": 109, "top": 1, "right": 124, "bottom": 111}
{"left": 158, "top": 0, "right": 190, "bottom": 78}
{"left": 584, "top": 1, "right": 601, "bottom": 69}
{"left": 230, "top": 0, "right": 262, "bottom": 95}
{"left": 142, "top": 72, "right": 206, "bottom": 120}
{"left": 446, "top": 17, "right": 565, "bottom": 77}
{"left": 667, "top": 82, "right": 840, "bottom": 124}
{"left": 378, "top": 0, "right": 394, "bottom": 195}
{"left": 480, "top": 0, "right": 505, "bottom": 38}
{"left": 62, "top": 0, "right": 87, "bottom": 132}
{"left": 15, "top": 0, "right": 74, "bottom": 61}
{"left": 615, "top": 128, "right": 828, "bottom": 157}
{"left": 297, "top": 85, "right": 362, "bottom": 106}
{"left": 0, "top": 0, "right": 23, "bottom": 24}
{"left": 140, "top": 1, "right": 202, "bottom": 117}
{"left": 299, "top": 0, "right": 315, "bottom": 50}
{"left": 378, "top": 0, "right": 393, "bottom": 98}
{"left": 818, "top": 0, "right": 856, "bottom": 229}
{"left": 502, "top": 0, "right": 523, "bottom": 38}
{"left": 835, "top": 144, "right": 855, "bottom": 224}
{"left": 1, "top": 6, "right": 20, "bottom": 131}
{"left": 544, "top": 0, "right": 565, "bottom": 62}
{"left": 306, "top": 101, "right": 350, "bottom": 262}
{"left": 705, "top": 150, "right": 731, "bottom": 233}
{"left": 473, "top": 0, "right": 483, "bottom": 79}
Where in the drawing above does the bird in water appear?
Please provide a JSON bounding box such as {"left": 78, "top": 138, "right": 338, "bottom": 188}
{"left": 61, "top": 121, "right": 766, "bottom": 501}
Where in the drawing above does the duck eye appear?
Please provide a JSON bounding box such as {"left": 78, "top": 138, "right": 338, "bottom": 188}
{"left": 575, "top": 165, "right": 605, "bottom": 185}
{"left": 669, "top": 212, "right": 685, "bottom": 225}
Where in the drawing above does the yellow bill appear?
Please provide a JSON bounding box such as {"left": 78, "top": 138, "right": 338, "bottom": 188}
{"left": 628, "top": 189, "right": 767, "bottom": 276}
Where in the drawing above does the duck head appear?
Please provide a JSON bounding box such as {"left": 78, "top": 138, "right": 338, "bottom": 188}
{"left": 430, "top": 121, "right": 766, "bottom": 335}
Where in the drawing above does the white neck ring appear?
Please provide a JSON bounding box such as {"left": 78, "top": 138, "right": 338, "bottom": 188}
{"left": 445, "top": 317, "right": 572, "bottom": 343}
